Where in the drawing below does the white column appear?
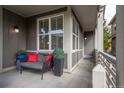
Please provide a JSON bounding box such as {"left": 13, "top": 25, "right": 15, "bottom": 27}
{"left": 95, "top": 28, "right": 98, "bottom": 50}
{"left": 93, "top": 64, "right": 106, "bottom": 88}
{"left": 116, "top": 6, "right": 124, "bottom": 88}
{"left": 63, "top": 6, "right": 72, "bottom": 72}
{"left": 0, "top": 6, "right": 3, "bottom": 72}
{"left": 97, "top": 11, "right": 104, "bottom": 52}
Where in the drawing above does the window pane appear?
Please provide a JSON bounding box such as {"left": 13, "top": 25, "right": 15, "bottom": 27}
{"left": 73, "top": 19, "right": 75, "bottom": 33}
{"left": 39, "top": 19, "right": 49, "bottom": 34}
{"left": 73, "top": 35, "right": 75, "bottom": 49}
{"left": 73, "top": 19, "right": 79, "bottom": 35}
{"left": 51, "top": 34, "right": 63, "bottom": 49}
{"left": 39, "top": 20, "right": 43, "bottom": 34}
{"left": 77, "top": 37, "right": 78, "bottom": 49}
{"left": 51, "top": 16, "right": 63, "bottom": 31}
{"left": 76, "top": 24, "right": 78, "bottom": 35}
{"left": 39, "top": 35, "right": 49, "bottom": 49}
{"left": 77, "top": 26, "right": 79, "bottom": 35}
{"left": 75, "top": 24, "right": 77, "bottom": 35}
{"left": 44, "top": 19, "right": 49, "bottom": 33}
{"left": 51, "top": 17, "right": 57, "bottom": 30}
{"left": 57, "top": 16, "right": 63, "bottom": 30}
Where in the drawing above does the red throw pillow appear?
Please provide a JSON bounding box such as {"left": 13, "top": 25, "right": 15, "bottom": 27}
{"left": 27, "top": 54, "right": 38, "bottom": 62}
{"left": 45, "top": 55, "right": 52, "bottom": 61}
{"left": 45, "top": 55, "right": 52, "bottom": 66}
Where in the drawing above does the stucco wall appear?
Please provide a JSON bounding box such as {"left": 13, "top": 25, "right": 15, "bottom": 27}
{"left": 3, "top": 9, "right": 26, "bottom": 68}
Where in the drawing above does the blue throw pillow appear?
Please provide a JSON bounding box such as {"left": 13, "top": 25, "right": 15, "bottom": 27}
{"left": 16, "top": 53, "right": 27, "bottom": 62}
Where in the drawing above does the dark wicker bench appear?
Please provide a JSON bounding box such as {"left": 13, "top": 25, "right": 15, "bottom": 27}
{"left": 17, "top": 54, "right": 52, "bottom": 80}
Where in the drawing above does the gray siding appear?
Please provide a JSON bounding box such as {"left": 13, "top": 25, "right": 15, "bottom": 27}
{"left": 84, "top": 31, "right": 95, "bottom": 56}
{"left": 2, "top": 7, "right": 68, "bottom": 69}
{"left": 3, "top": 9, "right": 26, "bottom": 68}
{"left": 26, "top": 7, "right": 67, "bottom": 50}
{"left": 26, "top": 18, "right": 37, "bottom": 50}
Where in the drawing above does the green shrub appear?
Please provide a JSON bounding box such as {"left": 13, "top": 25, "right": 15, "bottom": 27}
{"left": 16, "top": 50, "right": 26, "bottom": 55}
{"left": 52, "top": 49, "right": 64, "bottom": 60}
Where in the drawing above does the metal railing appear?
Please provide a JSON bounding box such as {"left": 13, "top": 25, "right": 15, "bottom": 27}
{"left": 93, "top": 50, "right": 116, "bottom": 88}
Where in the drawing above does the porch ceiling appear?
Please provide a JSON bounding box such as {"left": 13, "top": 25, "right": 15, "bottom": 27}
{"left": 71, "top": 5, "right": 98, "bottom": 31}
{"left": 3, "top": 5, "right": 98, "bottom": 31}
{"left": 2, "top": 5, "right": 65, "bottom": 17}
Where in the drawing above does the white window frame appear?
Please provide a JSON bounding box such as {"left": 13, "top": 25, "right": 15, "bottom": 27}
{"left": 72, "top": 18, "right": 79, "bottom": 51}
{"left": 37, "top": 14, "right": 64, "bottom": 52}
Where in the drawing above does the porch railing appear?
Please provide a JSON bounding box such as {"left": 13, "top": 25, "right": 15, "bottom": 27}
{"left": 93, "top": 50, "right": 116, "bottom": 88}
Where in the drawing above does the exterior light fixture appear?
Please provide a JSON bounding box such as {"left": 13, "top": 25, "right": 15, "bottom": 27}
{"left": 85, "top": 37, "right": 87, "bottom": 40}
{"left": 14, "top": 26, "right": 19, "bottom": 33}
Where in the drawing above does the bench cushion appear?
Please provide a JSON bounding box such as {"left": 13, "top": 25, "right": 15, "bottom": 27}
{"left": 20, "top": 62, "right": 43, "bottom": 70}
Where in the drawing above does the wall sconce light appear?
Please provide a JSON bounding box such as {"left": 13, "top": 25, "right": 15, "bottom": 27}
{"left": 84, "top": 37, "right": 87, "bottom": 40}
{"left": 14, "top": 26, "right": 19, "bottom": 33}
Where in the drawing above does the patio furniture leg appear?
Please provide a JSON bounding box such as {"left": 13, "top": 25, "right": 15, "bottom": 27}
{"left": 41, "top": 70, "right": 43, "bottom": 80}
{"left": 20, "top": 67, "right": 23, "bottom": 74}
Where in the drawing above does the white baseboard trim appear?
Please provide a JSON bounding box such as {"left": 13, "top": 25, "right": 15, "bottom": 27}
{"left": 70, "top": 58, "right": 83, "bottom": 72}
{"left": 63, "top": 69, "right": 71, "bottom": 73}
{"left": 2, "top": 66, "right": 16, "bottom": 73}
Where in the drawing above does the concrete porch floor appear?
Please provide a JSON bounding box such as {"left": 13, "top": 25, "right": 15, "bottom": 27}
{"left": 0, "top": 58, "right": 94, "bottom": 88}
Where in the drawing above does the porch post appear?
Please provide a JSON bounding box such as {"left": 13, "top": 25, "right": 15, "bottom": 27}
{"left": 116, "top": 6, "right": 124, "bottom": 87}
{"left": 63, "top": 6, "right": 73, "bottom": 72}
{"left": 97, "top": 8, "right": 104, "bottom": 52}
{"left": 95, "top": 28, "right": 98, "bottom": 50}
{"left": 0, "top": 6, "right": 3, "bottom": 72}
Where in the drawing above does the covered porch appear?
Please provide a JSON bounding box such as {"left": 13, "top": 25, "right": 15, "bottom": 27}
{"left": 0, "top": 5, "right": 117, "bottom": 88}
